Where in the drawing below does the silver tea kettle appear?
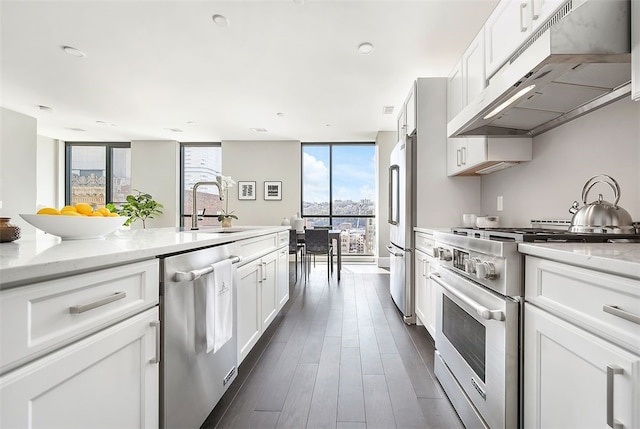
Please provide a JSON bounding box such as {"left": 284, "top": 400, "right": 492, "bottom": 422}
{"left": 568, "top": 175, "right": 635, "bottom": 234}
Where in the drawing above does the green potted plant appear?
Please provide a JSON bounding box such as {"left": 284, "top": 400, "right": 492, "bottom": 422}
{"left": 217, "top": 176, "right": 238, "bottom": 227}
{"left": 107, "top": 190, "right": 163, "bottom": 229}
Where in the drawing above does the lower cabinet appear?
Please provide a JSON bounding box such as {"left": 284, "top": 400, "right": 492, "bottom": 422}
{"left": 236, "top": 245, "right": 283, "bottom": 365}
{"left": 0, "top": 307, "right": 160, "bottom": 429}
{"left": 524, "top": 304, "right": 639, "bottom": 429}
{"left": 277, "top": 245, "right": 289, "bottom": 310}
{"left": 414, "top": 231, "right": 436, "bottom": 339}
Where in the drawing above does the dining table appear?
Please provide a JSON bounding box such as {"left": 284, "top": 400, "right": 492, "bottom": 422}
{"left": 297, "top": 229, "right": 342, "bottom": 281}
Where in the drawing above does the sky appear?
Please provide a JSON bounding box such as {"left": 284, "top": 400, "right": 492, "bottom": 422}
{"left": 302, "top": 144, "right": 376, "bottom": 203}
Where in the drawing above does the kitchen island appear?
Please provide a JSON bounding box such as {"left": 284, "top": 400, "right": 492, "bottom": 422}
{"left": 0, "top": 225, "right": 289, "bottom": 429}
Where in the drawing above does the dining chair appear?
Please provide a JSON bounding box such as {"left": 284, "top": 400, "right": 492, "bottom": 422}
{"left": 289, "top": 228, "right": 304, "bottom": 280}
{"left": 304, "top": 229, "right": 334, "bottom": 282}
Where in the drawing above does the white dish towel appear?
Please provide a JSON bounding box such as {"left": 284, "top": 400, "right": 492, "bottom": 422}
{"left": 201, "top": 258, "right": 234, "bottom": 354}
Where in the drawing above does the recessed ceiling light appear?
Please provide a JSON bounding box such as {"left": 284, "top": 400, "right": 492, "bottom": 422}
{"left": 186, "top": 121, "right": 197, "bottom": 126}
{"left": 61, "top": 45, "right": 86, "bottom": 58}
{"left": 165, "top": 128, "right": 184, "bottom": 133}
{"left": 276, "top": 112, "right": 285, "bottom": 117}
{"left": 212, "top": 14, "right": 230, "bottom": 27}
{"left": 38, "top": 105, "right": 53, "bottom": 112}
{"left": 250, "top": 127, "right": 268, "bottom": 133}
{"left": 382, "top": 106, "right": 394, "bottom": 115}
{"left": 65, "top": 127, "right": 86, "bottom": 132}
{"left": 293, "top": 0, "right": 305, "bottom": 5}
{"left": 358, "top": 42, "right": 374, "bottom": 55}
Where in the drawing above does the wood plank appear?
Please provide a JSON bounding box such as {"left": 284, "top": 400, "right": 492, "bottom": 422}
{"left": 275, "top": 363, "right": 318, "bottom": 428}
{"left": 358, "top": 326, "right": 383, "bottom": 375}
{"left": 306, "top": 336, "right": 341, "bottom": 429}
{"left": 381, "top": 353, "right": 428, "bottom": 429}
{"left": 362, "top": 374, "right": 396, "bottom": 429}
{"left": 337, "top": 346, "right": 365, "bottom": 423}
{"left": 246, "top": 411, "right": 280, "bottom": 429}
{"left": 418, "top": 397, "right": 465, "bottom": 429}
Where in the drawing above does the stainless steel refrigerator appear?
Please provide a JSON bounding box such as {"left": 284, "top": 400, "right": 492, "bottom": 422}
{"left": 387, "top": 134, "right": 416, "bottom": 324}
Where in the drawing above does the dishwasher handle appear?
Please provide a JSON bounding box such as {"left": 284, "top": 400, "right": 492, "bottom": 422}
{"left": 174, "top": 255, "right": 241, "bottom": 281}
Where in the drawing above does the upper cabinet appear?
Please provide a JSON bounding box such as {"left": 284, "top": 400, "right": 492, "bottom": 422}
{"left": 397, "top": 82, "right": 417, "bottom": 140}
{"left": 485, "top": 0, "right": 567, "bottom": 78}
{"left": 633, "top": 0, "right": 639, "bottom": 101}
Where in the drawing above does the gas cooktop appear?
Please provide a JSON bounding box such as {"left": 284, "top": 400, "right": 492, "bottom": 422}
{"left": 451, "top": 227, "right": 640, "bottom": 243}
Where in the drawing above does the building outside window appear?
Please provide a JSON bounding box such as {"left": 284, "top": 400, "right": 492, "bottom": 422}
{"left": 301, "top": 143, "right": 376, "bottom": 256}
{"left": 181, "top": 143, "right": 222, "bottom": 227}
{"left": 65, "top": 142, "right": 131, "bottom": 208}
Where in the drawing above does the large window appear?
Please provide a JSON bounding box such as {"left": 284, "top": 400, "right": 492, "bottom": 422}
{"left": 180, "top": 143, "right": 222, "bottom": 228}
{"left": 302, "top": 143, "right": 376, "bottom": 256}
{"left": 65, "top": 142, "right": 131, "bottom": 208}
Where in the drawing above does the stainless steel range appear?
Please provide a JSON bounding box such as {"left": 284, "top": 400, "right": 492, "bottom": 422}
{"left": 430, "top": 227, "right": 640, "bottom": 429}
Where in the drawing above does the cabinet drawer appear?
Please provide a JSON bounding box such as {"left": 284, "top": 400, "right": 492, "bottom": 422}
{"left": 0, "top": 259, "right": 159, "bottom": 373}
{"left": 238, "top": 234, "right": 277, "bottom": 263}
{"left": 277, "top": 231, "right": 289, "bottom": 248}
{"left": 525, "top": 256, "right": 640, "bottom": 354}
{"left": 415, "top": 233, "right": 435, "bottom": 254}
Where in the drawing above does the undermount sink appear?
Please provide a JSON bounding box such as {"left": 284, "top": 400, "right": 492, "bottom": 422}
{"left": 191, "top": 227, "right": 256, "bottom": 234}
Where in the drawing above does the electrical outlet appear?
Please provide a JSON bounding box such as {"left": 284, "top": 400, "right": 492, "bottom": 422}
{"left": 497, "top": 196, "right": 504, "bottom": 212}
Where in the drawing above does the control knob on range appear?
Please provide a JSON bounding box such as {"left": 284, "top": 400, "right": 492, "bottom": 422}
{"left": 475, "top": 261, "right": 497, "bottom": 280}
{"left": 436, "top": 247, "right": 452, "bottom": 261}
{"left": 463, "top": 257, "right": 482, "bottom": 274}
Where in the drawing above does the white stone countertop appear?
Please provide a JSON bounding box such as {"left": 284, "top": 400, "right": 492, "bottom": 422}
{"left": 518, "top": 242, "right": 640, "bottom": 279}
{"left": 414, "top": 226, "right": 453, "bottom": 235}
{"left": 0, "top": 226, "right": 288, "bottom": 288}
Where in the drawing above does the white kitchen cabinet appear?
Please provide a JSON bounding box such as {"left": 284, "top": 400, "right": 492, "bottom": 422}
{"left": 633, "top": 0, "right": 639, "bottom": 101}
{"left": 485, "top": 0, "right": 566, "bottom": 79}
{"left": 447, "top": 60, "right": 464, "bottom": 121}
{"left": 1, "top": 307, "right": 160, "bottom": 429}
{"left": 524, "top": 255, "right": 640, "bottom": 429}
{"left": 236, "top": 232, "right": 286, "bottom": 365}
{"left": 524, "top": 304, "right": 639, "bottom": 429}
{"left": 447, "top": 136, "right": 532, "bottom": 176}
{"left": 396, "top": 82, "right": 416, "bottom": 140}
{"left": 414, "top": 232, "right": 436, "bottom": 338}
{"left": 277, "top": 245, "right": 289, "bottom": 311}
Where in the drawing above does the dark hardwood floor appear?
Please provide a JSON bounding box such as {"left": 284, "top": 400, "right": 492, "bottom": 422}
{"left": 202, "top": 263, "right": 464, "bottom": 429}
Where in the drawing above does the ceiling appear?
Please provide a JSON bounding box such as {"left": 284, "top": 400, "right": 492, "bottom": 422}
{"left": 1, "top": 0, "right": 499, "bottom": 143}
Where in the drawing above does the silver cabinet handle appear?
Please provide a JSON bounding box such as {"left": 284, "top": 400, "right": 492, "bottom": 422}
{"left": 603, "top": 305, "right": 640, "bottom": 325}
{"left": 430, "top": 274, "right": 505, "bottom": 322}
{"left": 149, "top": 321, "right": 161, "bottom": 364}
{"left": 520, "top": 2, "right": 528, "bottom": 32}
{"left": 174, "top": 255, "right": 241, "bottom": 281}
{"left": 456, "top": 149, "right": 462, "bottom": 167}
{"left": 386, "top": 245, "right": 404, "bottom": 257}
{"left": 262, "top": 262, "right": 267, "bottom": 281}
{"left": 69, "top": 291, "right": 126, "bottom": 314}
{"left": 461, "top": 146, "right": 467, "bottom": 165}
{"left": 606, "top": 365, "right": 624, "bottom": 428}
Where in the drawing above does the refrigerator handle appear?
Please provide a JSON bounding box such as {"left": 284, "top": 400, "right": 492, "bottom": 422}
{"left": 388, "top": 164, "right": 400, "bottom": 225}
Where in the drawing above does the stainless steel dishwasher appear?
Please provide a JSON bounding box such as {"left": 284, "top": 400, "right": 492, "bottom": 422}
{"left": 160, "top": 243, "right": 240, "bottom": 429}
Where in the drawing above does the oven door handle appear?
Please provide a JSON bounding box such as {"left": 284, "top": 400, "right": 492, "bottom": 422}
{"left": 431, "top": 273, "right": 505, "bottom": 322}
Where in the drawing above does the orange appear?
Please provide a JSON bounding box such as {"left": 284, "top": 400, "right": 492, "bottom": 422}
{"left": 61, "top": 211, "right": 82, "bottom": 216}
{"left": 37, "top": 207, "right": 61, "bottom": 215}
{"left": 75, "top": 203, "right": 94, "bottom": 215}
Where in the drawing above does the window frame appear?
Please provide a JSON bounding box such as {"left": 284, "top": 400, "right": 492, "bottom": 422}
{"left": 301, "top": 142, "right": 376, "bottom": 256}
{"left": 179, "top": 142, "right": 222, "bottom": 228}
{"left": 65, "top": 141, "right": 131, "bottom": 206}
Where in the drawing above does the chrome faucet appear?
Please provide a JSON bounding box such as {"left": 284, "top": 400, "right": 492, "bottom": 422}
{"left": 191, "top": 176, "right": 223, "bottom": 230}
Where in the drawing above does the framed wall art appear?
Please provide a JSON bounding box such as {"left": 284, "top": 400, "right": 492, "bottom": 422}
{"left": 238, "top": 181, "right": 256, "bottom": 200}
{"left": 264, "top": 181, "right": 282, "bottom": 201}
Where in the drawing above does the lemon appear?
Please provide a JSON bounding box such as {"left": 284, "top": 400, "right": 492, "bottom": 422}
{"left": 61, "top": 211, "right": 82, "bottom": 216}
{"left": 75, "top": 203, "right": 94, "bottom": 215}
{"left": 60, "top": 205, "right": 77, "bottom": 213}
{"left": 37, "top": 207, "right": 61, "bottom": 215}
{"left": 88, "top": 211, "right": 104, "bottom": 217}
{"left": 97, "top": 207, "right": 111, "bottom": 217}
{"left": 108, "top": 213, "right": 120, "bottom": 217}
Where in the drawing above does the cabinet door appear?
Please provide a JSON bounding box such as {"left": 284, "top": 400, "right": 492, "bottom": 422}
{"left": 463, "top": 27, "right": 486, "bottom": 104}
{"left": 237, "top": 262, "right": 261, "bottom": 365}
{"left": 529, "top": 0, "right": 566, "bottom": 33}
{"left": 463, "top": 137, "right": 489, "bottom": 171}
{"left": 396, "top": 106, "right": 407, "bottom": 141}
{"left": 447, "top": 138, "right": 467, "bottom": 176}
{"left": 414, "top": 249, "right": 436, "bottom": 338}
{"left": 0, "top": 307, "right": 159, "bottom": 429}
{"left": 260, "top": 251, "right": 278, "bottom": 332}
{"left": 277, "top": 246, "right": 289, "bottom": 311}
{"left": 447, "top": 60, "right": 464, "bottom": 121}
{"left": 485, "top": 0, "right": 531, "bottom": 78}
{"left": 524, "top": 304, "right": 640, "bottom": 429}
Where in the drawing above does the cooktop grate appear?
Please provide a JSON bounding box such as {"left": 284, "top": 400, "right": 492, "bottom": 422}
{"left": 451, "top": 227, "right": 640, "bottom": 243}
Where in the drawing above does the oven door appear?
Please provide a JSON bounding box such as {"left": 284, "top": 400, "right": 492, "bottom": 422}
{"left": 431, "top": 267, "right": 519, "bottom": 429}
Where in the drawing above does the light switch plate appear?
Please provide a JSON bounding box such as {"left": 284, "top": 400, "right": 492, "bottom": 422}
{"left": 497, "top": 196, "right": 504, "bottom": 212}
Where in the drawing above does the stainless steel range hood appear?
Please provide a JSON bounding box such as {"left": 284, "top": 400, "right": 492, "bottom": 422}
{"left": 448, "top": 0, "right": 631, "bottom": 138}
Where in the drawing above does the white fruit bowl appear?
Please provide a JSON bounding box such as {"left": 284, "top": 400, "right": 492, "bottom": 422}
{"left": 20, "top": 214, "right": 126, "bottom": 240}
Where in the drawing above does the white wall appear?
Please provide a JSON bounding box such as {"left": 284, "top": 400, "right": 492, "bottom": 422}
{"left": 376, "top": 130, "right": 396, "bottom": 267}
{"left": 480, "top": 98, "right": 640, "bottom": 226}
{"left": 221, "top": 140, "right": 300, "bottom": 226}
{"left": 36, "top": 135, "right": 61, "bottom": 209}
{"left": 0, "top": 108, "right": 37, "bottom": 230}
{"left": 130, "top": 140, "right": 180, "bottom": 228}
